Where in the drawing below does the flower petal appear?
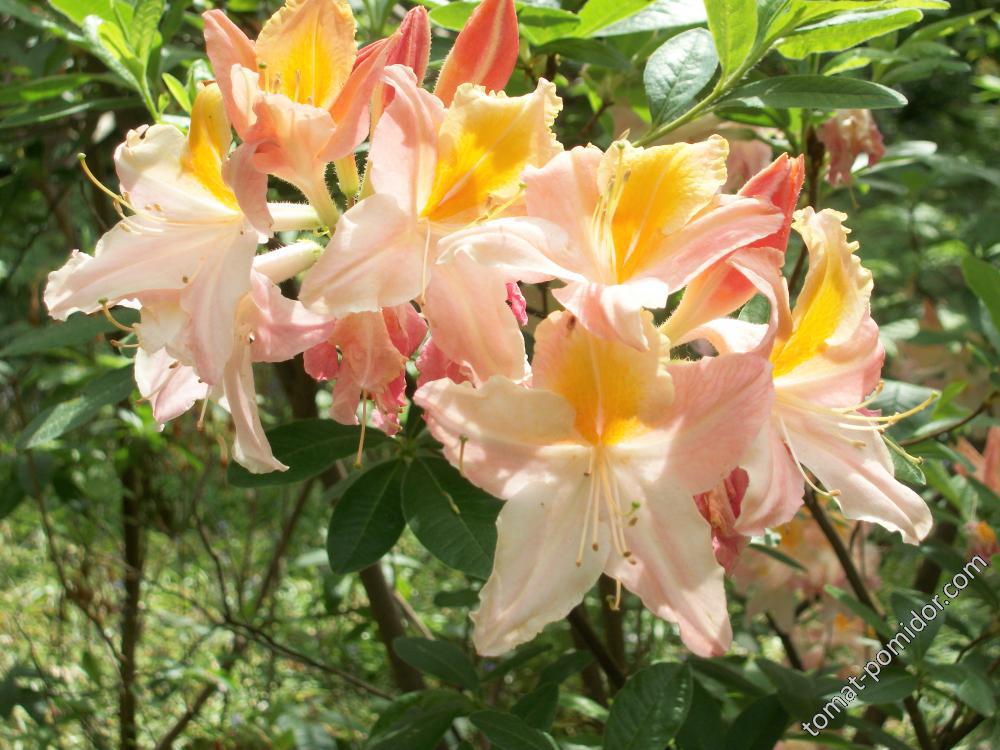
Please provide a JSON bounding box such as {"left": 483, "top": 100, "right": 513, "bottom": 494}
{"left": 254, "top": 0, "right": 357, "bottom": 110}
{"left": 221, "top": 340, "right": 288, "bottom": 473}
{"left": 473, "top": 486, "right": 610, "bottom": 656}
{"left": 782, "top": 410, "right": 932, "bottom": 543}
{"left": 606, "top": 473, "right": 731, "bottom": 656}
{"left": 370, "top": 65, "right": 446, "bottom": 216}
{"left": 415, "top": 376, "right": 583, "bottom": 502}
{"left": 202, "top": 10, "right": 258, "bottom": 137}
{"left": 424, "top": 254, "right": 529, "bottom": 382}
{"left": 134, "top": 347, "right": 208, "bottom": 426}
{"left": 552, "top": 278, "right": 670, "bottom": 351}
{"left": 421, "top": 79, "right": 561, "bottom": 226}
{"left": 434, "top": 0, "right": 518, "bottom": 106}
{"left": 299, "top": 193, "right": 424, "bottom": 316}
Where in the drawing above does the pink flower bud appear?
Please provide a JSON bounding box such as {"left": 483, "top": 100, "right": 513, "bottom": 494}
{"left": 434, "top": 0, "right": 519, "bottom": 106}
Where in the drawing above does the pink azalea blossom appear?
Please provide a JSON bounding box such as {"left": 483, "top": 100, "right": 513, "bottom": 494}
{"left": 818, "top": 109, "right": 886, "bottom": 187}
{"left": 681, "top": 209, "right": 933, "bottom": 543}
{"left": 300, "top": 65, "right": 562, "bottom": 383}
{"left": 437, "top": 137, "right": 785, "bottom": 350}
{"left": 415, "top": 310, "right": 774, "bottom": 656}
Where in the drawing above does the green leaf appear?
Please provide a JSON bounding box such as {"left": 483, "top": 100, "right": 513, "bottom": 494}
{"left": 534, "top": 38, "right": 631, "bottom": 70}
{"left": 934, "top": 665, "right": 997, "bottom": 717}
{"left": 962, "top": 256, "right": 1000, "bottom": 333}
{"left": 427, "top": 1, "right": 476, "bottom": 31}
{"left": 718, "top": 75, "right": 907, "bottom": 110}
{"left": 161, "top": 72, "right": 191, "bottom": 112}
{"left": 0, "top": 96, "right": 138, "bottom": 129}
{"left": 0, "top": 74, "right": 118, "bottom": 105}
{"left": 132, "top": 0, "right": 164, "bottom": 64}
{"left": 327, "top": 462, "right": 405, "bottom": 574}
{"left": 18, "top": 367, "right": 134, "bottom": 449}
{"left": 889, "top": 590, "right": 942, "bottom": 662}
{"left": 368, "top": 689, "right": 473, "bottom": 750}
{"left": 227, "top": 419, "right": 385, "bottom": 488}
{"left": 538, "top": 651, "right": 594, "bottom": 685}
{"left": 519, "top": 6, "right": 582, "bottom": 46}
{"left": 723, "top": 695, "right": 790, "bottom": 750}
{"left": 0, "top": 311, "right": 137, "bottom": 357}
{"left": 469, "top": 710, "right": 559, "bottom": 750}
{"left": 644, "top": 28, "right": 718, "bottom": 126}
{"left": 605, "top": 662, "right": 693, "bottom": 750}
{"left": 49, "top": 0, "right": 131, "bottom": 26}
{"left": 596, "top": 0, "right": 706, "bottom": 36}
{"left": 402, "top": 458, "right": 502, "bottom": 579}
{"left": 704, "top": 0, "right": 758, "bottom": 78}
{"left": 512, "top": 683, "right": 559, "bottom": 730}
{"left": 676, "top": 679, "right": 726, "bottom": 750}
{"left": 857, "top": 672, "right": 917, "bottom": 704}
{"left": 756, "top": 660, "right": 824, "bottom": 722}
{"left": 889, "top": 448, "right": 925, "bottom": 486}
{"left": 777, "top": 9, "right": 924, "bottom": 60}
{"left": 575, "top": 0, "right": 653, "bottom": 37}
{"left": 393, "top": 637, "right": 479, "bottom": 692}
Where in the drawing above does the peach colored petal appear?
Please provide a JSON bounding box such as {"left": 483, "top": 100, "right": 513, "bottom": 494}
{"left": 434, "top": 0, "right": 518, "bottom": 106}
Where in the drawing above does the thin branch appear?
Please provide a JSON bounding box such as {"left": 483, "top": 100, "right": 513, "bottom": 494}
{"left": 803, "top": 492, "right": 935, "bottom": 750}
{"left": 567, "top": 605, "right": 626, "bottom": 690}
{"left": 766, "top": 613, "right": 805, "bottom": 671}
{"left": 900, "top": 393, "right": 994, "bottom": 447}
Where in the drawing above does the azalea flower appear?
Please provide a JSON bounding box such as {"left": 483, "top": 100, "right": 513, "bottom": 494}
{"left": 304, "top": 303, "right": 426, "bottom": 435}
{"left": 415, "top": 310, "right": 774, "bottom": 656}
{"left": 135, "top": 243, "right": 334, "bottom": 473}
{"left": 204, "top": 0, "right": 398, "bottom": 226}
{"left": 818, "top": 109, "right": 885, "bottom": 187}
{"left": 437, "top": 136, "right": 784, "bottom": 350}
{"left": 955, "top": 425, "right": 1000, "bottom": 494}
{"left": 680, "top": 208, "right": 933, "bottom": 543}
{"left": 43, "top": 84, "right": 291, "bottom": 387}
{"left": 301, "top": 65, "right": 561, "bottom": 382}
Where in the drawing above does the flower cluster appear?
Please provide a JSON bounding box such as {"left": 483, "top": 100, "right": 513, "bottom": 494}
{"left": 43, "top": 0, "right": 932, "bottom": 658}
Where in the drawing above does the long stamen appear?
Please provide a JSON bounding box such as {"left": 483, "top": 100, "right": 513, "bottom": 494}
{"left": 196, "top": 398, "right": 209, "bottom": 431}
{"left": 100, "top": 301, "right": 136, "bottom": 333}
{"left": 458, "top": 435, "right": 468, "bottom": 476}
{"left": 598, "top": 454, "right": 630, "bottom": 558}
{"left": 576, "top": 452, "right": 599, "bottom": 567}
{"left": 355, "top": 393, "right": 369, "bottom": 469}
{"left": 778, "top": 418, "right": 841, "bottom": 499}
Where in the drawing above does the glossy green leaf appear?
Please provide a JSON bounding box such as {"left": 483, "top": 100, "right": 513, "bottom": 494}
{"left": 644, "top": 28, "right": 718, "bottom": 125}
{"left": 393, "top": 637, "right": 479, "bottom": 691}
{"left": 0, "top": 311, "right": 137, "bottom": 357}
{"left": 962, "top": 256, "right": 1000, "bottom": 333}
{"left": 18, "top": 367, "right": 133, "bottom": 449}
{"left": 469, "top": 710, "right": 559, "bottom": 750}
{"left": 327, "top": 462, "right": 405, "bottom": 574}
{"left": 723, "top": 695, "right": 790, "bottom": 750}
{"left": 857, "top": 672, "right": 918, "bottom": 704}
{"left": 605, "top": 662, "right": 693, "bottom": 750}
{"left": 778, "top": 9, "right": 924, "bottom": 59}
{"left": 402, "top": 458, "right": 502, "bottom": 579}
{"left": 756, "top": 660, "right": 823, "bottom": 721}
{"left": 512, "top": 683, "right": 559, "bottom": 730}
{"left": 227, "top": 419, "right": 384, "bottom": 488}
{"left": 132, "top": 0, "right": 163, "bottom": 64}
{"left": 889, "top": 590, "right": 943, "bottom": 662}
{"left": 519, "top": 6, "right": 582, "bottom": 45}
{"left": 719, "top": 75, "right": 907, "bottom": 109}
{"left": 596, "top": 0, "right": 705, "bottom": 36}
{"left": 576, "top": 0, "right": 653, "bottom": 37}
{"left": 368, "top": 689, "right": 473, "bottom": 750}
{"left": 704, "top": 0, "right": 758, "bottom": 78}
{"left": 0, "top": 74, "right": 117, "bottom": 105}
